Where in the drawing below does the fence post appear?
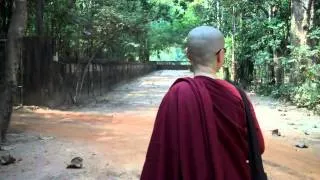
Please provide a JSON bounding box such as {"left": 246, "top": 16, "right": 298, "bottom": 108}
{"left": 19, "top": 38, "right": 23, "bottom": 106}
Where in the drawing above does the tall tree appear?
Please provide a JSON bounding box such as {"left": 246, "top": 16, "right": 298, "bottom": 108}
{"left": 291, "top": 0, "right": 312, "bottom": 45}
{"left": 0, "top": 0, "right": 27, "bottom": 141}
{"left": 231, "top": 6, "right": 236, "bottom": 81}
{"left": 0, "top": 0, "right": 13, "bottom": 35}
{"left": 290, "top": 0, "right": 315, "bottom": 83}
{"left": 35, "top": 0, "right": 44, "bottom": 35}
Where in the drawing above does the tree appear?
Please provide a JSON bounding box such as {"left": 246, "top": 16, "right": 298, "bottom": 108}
{"left": 35, "top": 0, "right": 45, "bottom": 35}
{"left": 0, "top": 0, "right": 318, "bottom": 113}
{"left": 0, "top": 0, "right": 27, "bottom": 141}
{"left": 0, "top": 0, "right": 13, "bottom": 35}
{"left": 291, "top": 0, "right": 315, "bottom": 46}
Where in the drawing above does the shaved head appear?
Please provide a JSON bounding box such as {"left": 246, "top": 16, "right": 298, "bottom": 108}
{"left": 186, "top": 26, "right": 225, "bottom": 70}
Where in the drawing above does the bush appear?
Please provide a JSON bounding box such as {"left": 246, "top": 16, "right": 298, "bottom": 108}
{"left": 266, "top": 82, "right": 320, "bottom": 112}
{"left": 291, "top": 82, "right": 320, "bottom": 108}
{"left": 255, "top": 80, "right": 320, "bottom": 113}
{"left": 271, "top": 84, "right": 293, "bottom": 100}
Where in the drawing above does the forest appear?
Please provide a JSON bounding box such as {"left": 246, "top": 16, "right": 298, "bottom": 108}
{"left": 0, "top": 1, "right": 320, "bottom": 179}
{"left": 1, "top": 0, "right": 320, "bottom": 112}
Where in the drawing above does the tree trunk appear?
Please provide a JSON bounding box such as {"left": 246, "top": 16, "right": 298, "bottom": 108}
{"left": 268, "top": 63, "right": 275, "bottom": 85}
{"left": 291, "top": 0, "right": 313, "bottom": 45}
{"left": 0, "top": 0, "right": 27, "bottom": 141}
{"left": 290, "top": 0, "right": 315, "bottom": 83}
{"left": 231, "top": 6, "right": 237, "bottom": 82}
{"left": 0, "top": 0, "right": 13, "bottom": 35}
{"left": 274, "top": 51, "right": 284, "bottom": 85}
{"left": 269, "top": 5, "right": 284, "bottom": 85}
{"left": 220, "top": 3, "right": 224, "bottom": 31}
{"left": 223, "top": 67, "right": 230, "bottom": 81}
{"left": 36, "top": 0, "right": 45, "bottom": 36}
{"left": 307, "top": 0, "right": 319, "bottom": 59}
{"left": 311, "top": 1, "right": 320, "bottom": 64}
{"left": 138, "top": 30, "right": 150, "bottom": 62}
{"left": 216, "top": 0, "right": 220, "bottom": 29}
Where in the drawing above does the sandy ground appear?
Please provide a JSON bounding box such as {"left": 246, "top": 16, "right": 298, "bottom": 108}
{"left": 0, "top": 70, "right": 319, "bottom": 180}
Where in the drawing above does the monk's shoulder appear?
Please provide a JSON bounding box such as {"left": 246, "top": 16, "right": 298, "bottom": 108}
{"left": 169, "top": 80, "right": 195, "bottom": 98}
{"left": 215, "top": 79, "right": 241, "bottom": 100}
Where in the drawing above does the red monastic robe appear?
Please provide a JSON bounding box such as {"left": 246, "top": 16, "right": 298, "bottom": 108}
{"left": 141, "top": 76, "right": 264, "bottom": 180}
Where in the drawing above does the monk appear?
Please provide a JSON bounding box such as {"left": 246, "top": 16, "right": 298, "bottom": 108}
{"left": 141, "top": 26, "right": 265, "bottom": 180}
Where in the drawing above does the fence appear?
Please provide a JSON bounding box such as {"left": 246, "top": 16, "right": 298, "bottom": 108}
{"left": 19, "top": 37, "right": 156, "bottom": 106}
{"left": 0, "top": 34, "right": 6, "bottom": 84}
{"left": 1, "top": 37, "right": 192, "bottom": 106}
{"left": 154, "top": 61, "right": 191, "bottom": 70}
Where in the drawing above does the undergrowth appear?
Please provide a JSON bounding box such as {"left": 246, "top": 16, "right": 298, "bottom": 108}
{"left": 255, "top": 83, "right": 320, "bottom": 114}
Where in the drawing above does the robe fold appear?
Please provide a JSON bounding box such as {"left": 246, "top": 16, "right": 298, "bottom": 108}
{"left": 141, "top": 76, "right": 264, "bottom": 180}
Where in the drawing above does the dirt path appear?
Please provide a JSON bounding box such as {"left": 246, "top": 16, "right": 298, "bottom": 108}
{"left": 1, "top": 70, "right": 320, "bottom": 180}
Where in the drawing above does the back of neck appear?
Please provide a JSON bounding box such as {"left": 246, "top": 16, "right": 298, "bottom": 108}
{"left": 193, "top": 66, "right": 217, "bottom": 79}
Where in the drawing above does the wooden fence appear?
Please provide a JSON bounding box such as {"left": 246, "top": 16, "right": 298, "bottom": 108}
{"left": 1, "top": 37, "right": 192, "bottom": 106}
{"left": 19, "top": 37, "right": 156, "bottom": 106}
{"left": 154, "top": 61, "right": 191, "bottom": 70}
{"left": 0, "top": 35, "right": 6, "bottom": 84}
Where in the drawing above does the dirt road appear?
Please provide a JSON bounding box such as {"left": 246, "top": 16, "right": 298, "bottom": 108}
{"left": 1, "top": 70, "right": 320, "bottom": 180}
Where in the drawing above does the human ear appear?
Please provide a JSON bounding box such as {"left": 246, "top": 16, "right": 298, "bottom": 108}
{"left": 185, "top": 48, "right": 192, "bottom": 62}
{"left": 216, "top": 52, "right": 225, "bottom": 69}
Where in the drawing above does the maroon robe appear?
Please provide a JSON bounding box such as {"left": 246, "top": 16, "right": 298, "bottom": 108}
{"left": 141, "top": 76, "right": 265, "bottom": 180}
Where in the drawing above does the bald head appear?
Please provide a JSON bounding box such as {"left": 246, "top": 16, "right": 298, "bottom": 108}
{"left": 186, "top": 26, "right": 224, "bottom": 68}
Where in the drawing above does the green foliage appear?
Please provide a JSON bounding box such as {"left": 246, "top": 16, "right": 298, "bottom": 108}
{"left": 22, "top": 0, "right": 320, "bottom": 111}
{"left": 150, "top": 47, "right": 187, "bottom": 61}
{"left": 308, "top": 27, "right": 320, "bottom": 41}
{"left": 292, "top": 82, "right": 320, "bottom": 107}
{"left": 216, "top": 0, "right": 319, "bottom": 111}
{"left": 270, "top": 84, "right": 293, "bottom": 100}
{"left": 268, "top": 81, "right": 320, "bottom": 110}
{"left": 148, "top": 0, "right": 202, "bottom": 52}
{"left": 26, "top": 0, "right": 155, "bottom": 61}
{"left": 287, "top": 44, "right": 320, "bottom": 82}
{"left": 268, "top": 27, "right": 320, "bottom": 110}
{"left": 223, "top": 36, "right": 233, "bottom": 67}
